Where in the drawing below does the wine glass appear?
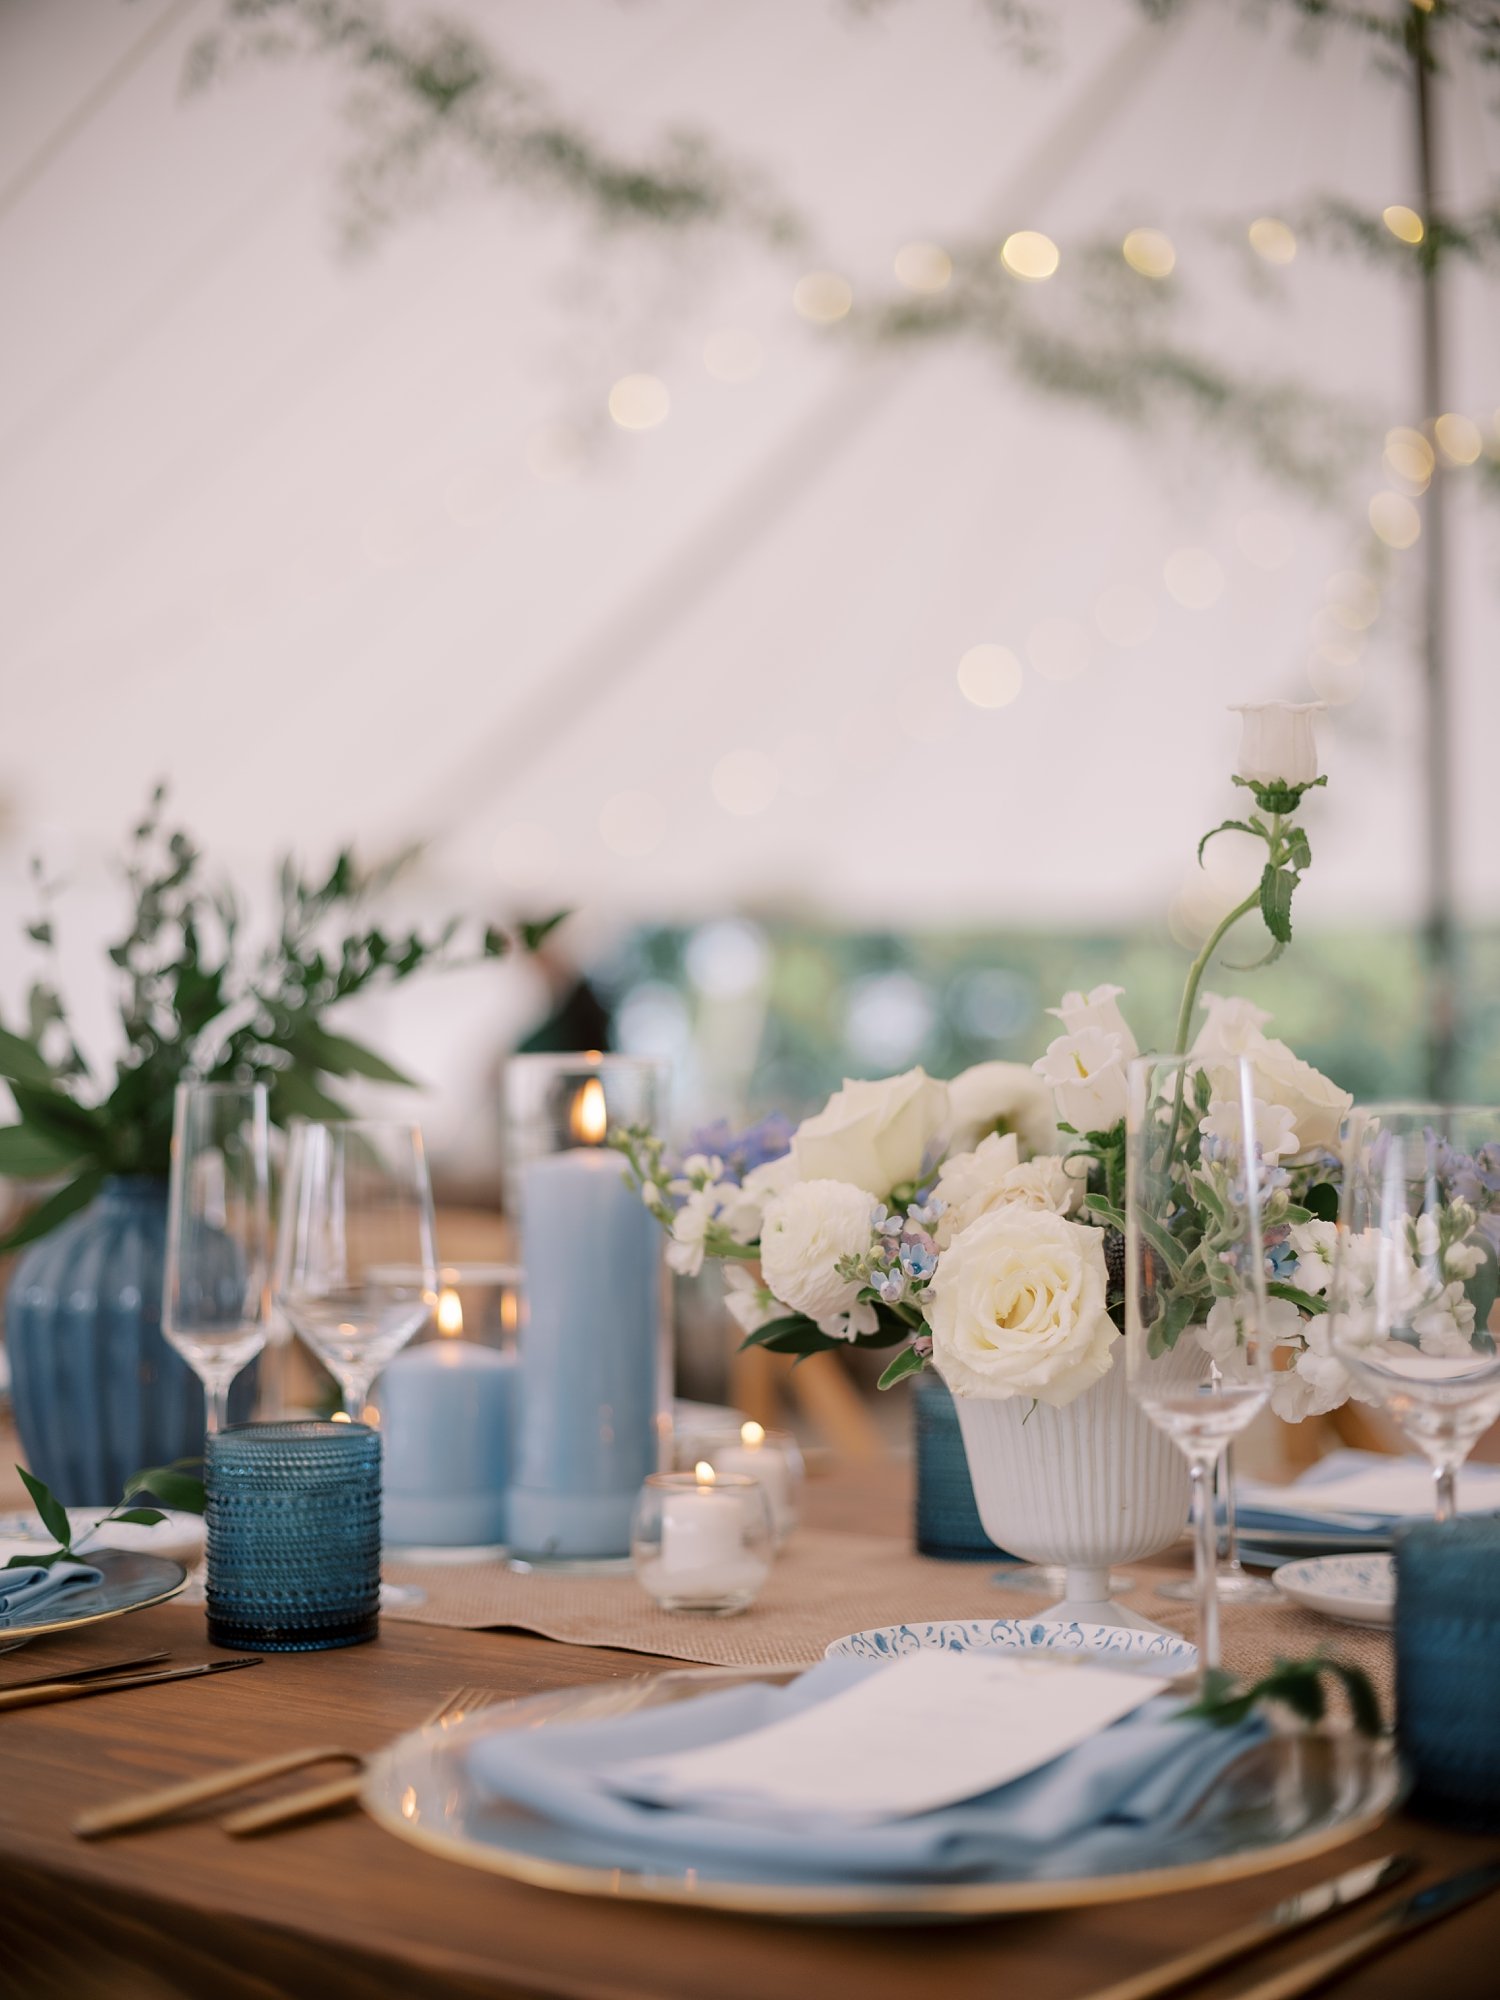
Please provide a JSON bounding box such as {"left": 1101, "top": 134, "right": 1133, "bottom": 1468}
{"left": 275, "top": 1119, "right": 438, "bottom": 1418}
{"left": 1126, "top": 1054, "right": 1275, "bottom": 1679}
{"left": 164, "top": 1082, "right": 272, "bottom": 1437}
{"left": 1330, "top": 1105, "right": 1500, "bottom": 1521}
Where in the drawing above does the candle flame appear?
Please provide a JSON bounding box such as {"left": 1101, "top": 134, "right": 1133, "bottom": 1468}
{"left": 740, "top": 1421, "right": 765, "bottom": 1448}
{"left": 500, "top": 1289, "right": 520, "bottom": 1333}
{"left": 571, "top": 1077, "right": 609, "bottom": 1145}
{"left": 436, "top": 1286, "right": 464, "bottom": 1337}
{"left": 694, "top": 1461, "right": 716, "bottom": 1487}
{"left": 331, "top": 1411, "right": 352, "bottom": 1424}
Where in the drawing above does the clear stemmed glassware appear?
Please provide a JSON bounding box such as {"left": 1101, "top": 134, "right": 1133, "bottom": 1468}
{"left": 1126, "top": 1054, "right": 1275, "bottom": 1680}
{"left": 1153, "top": 1448, "right": 1278, "bottom": 1606}
{"left": 164, "top": 1082, "right": 273, "bottom": 1437}
{"left": 274, "top": 1119, "right": 439, "bottom": 1419}
{"left": 1329, "top": 1105, "right": 1500, "bottom": 1520}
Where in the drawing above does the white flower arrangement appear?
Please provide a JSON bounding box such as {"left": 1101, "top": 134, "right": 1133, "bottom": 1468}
{"left": 615, "top": 702, "right": 1384, "bottom": 1416}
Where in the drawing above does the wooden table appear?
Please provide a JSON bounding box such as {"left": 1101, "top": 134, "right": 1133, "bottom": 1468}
{"left": 1, "top": 1465, "right": 1497, "bottom": 2000}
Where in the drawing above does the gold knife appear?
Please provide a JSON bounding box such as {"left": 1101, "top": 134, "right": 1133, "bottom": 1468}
{"left": 0, "top": 1651, "right": 170, "bottom": 1693}
{"left": 0, "top": 1658, "right": 261, "bottom": 1712}
{"left": 1079, "top": 1854, "right": 1413, "bottom": 2000}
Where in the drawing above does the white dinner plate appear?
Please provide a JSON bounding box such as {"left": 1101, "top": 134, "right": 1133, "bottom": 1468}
{"left": 1273, "top": 1554, "right": 1395, "bottom": 1628}
{"left": 0, "top": 1506, "right": 206, "bottom": 1570}
{"left": 825, "top": 1618, "right": 1199, "bottom": 1676}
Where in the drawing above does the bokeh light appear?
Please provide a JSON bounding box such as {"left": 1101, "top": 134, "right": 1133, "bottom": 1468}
{"left": 893, "top": 242, "right": 952, "bottom": 293}
{"left": 1248, "top": 216, "right": 1297, "bottom": 265}
{"left": 1325, "top": 571, "right": 1380, "bottom": 630}
{"left": 793, "top": 272, "right": 853, "bottom": 322}
{"left": 1384, "top": 426, "right": 1434, "bottom": 491}
{"left": 1122, "top": 228, "right": 1175, "bottom": 277}
{"left": 957, "top": 644, "right": 1023, "bottom": 708}
{"left": 1369, "top": 490, "right": 1421, "bottom": 549}
{"left": 1435, "top": 412, "right": 1482, "bottom": 465}
{"left": 1382, "top": 205, "right": 1424, "bottom": 244}
{"left": 1000, "top": 231, "right": 1060, "bottom": 281}
{"left": 608, "top": 375, "right": 670, "bottom": 430}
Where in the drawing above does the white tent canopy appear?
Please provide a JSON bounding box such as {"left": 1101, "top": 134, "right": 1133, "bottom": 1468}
{"left": 2, "top": 1, "right": 1497, "bottom": 1024}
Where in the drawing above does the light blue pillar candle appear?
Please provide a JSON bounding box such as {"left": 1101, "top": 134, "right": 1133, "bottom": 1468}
{"left": 380, "top": 1338, "right": 514, "bottom": 1548}
{"left": 507, "top": 1147, "right": 666, "bottom": 1562}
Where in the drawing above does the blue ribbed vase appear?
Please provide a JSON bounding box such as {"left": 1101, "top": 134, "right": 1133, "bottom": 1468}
{"left": 912, "top": 1369, "right": 1009, "bottom": 1561}
{"left": 4, "top": 1176, "right": 255, "bottom": 1505}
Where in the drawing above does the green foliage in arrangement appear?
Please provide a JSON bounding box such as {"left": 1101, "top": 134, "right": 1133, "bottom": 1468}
{"left": 5, "top": 1460, "right": 206, "bottom": 1571}
{"left": 1185, "top": 1655, "right": 1384, "bottom": 1739}
{"left": 0, "top": 786, "right": 563, "bottom": 1253}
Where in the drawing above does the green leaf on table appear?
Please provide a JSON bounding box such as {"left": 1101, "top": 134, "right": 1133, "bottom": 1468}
{"left": 0, "top": 1026, "right": 54, "bottom": 1087}
{"left": 111, "top": 1508, "right": 168, "bottom": 1528}
{"left": 1267, "top": 1280, "right": 1328, "bottom": 1317}
{"left": 877, "top": 1346, "right": 928, "bottom": 1390}
{"left": 0, "top": 1166, "right": 105, "bottom": 1254}
{"left": 4, "top": 1549, "right": 69, "bottom": 1570}
{"left": 0, "top": 1123, "right": 83, "bottom": 1177}
{"left": 17, "top": 1466, "right": 72, "bottom": 1549}
{"left": 1183, "top": 1654, "right": 1382, "bottom": 1737}
{"left": 1258, "top": 864, "right": 1296, "bottom": 945}
{"left": 125, "top": 1467, "right": 206, "bottom": 1514}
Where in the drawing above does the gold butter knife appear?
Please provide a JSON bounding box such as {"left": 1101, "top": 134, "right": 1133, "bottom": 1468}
{"left": 0, "top": 1657, "right": 261, "bottom": 1714}
{"left": 1080, "top": 1854, "right": 1413, "bottom": 2000}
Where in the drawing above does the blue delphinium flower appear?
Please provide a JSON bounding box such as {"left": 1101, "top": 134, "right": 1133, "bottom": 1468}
{"left": 684, "top": 1112, "right": 794, "bottom": 1187}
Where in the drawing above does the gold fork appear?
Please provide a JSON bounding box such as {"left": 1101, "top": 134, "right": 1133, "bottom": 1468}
{"left": 220, "top": 1684, "right": 495, "bottom": 1837}
{"left": 73, "top": 1686, "right": 493, "bottom": 1840}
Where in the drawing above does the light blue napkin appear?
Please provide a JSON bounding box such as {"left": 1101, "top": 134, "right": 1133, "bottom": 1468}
{"left": 0, "top": 1560, "right": 103, "bottom": 1620}
{"left": 467, "top": 1657, "right": 1267, "bottom": 1883}
{"left": 1237, "top": 1451, "right": 1500, "bottom": 1553}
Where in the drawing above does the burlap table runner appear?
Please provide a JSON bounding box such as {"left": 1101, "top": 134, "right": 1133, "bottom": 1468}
{"left": 383, "top": 1528, "right": 1393, "bottom": 1705}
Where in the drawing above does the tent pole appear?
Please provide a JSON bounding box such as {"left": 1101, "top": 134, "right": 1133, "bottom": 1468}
{"left": 1412, "top": 9, "right": 1458, "bottom": 1102}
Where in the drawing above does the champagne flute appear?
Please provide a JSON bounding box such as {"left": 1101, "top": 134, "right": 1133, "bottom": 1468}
{"left": 163, "top": 1082, "right": 272, "bottom": 1437}
{"left": 1126, "top": 1054, "right": 1275, "bottom": 1679}
{"left": 1330, "top": 1105, "right": 1500, "bottom": 1520}
{"left": 275, "top": 1120, "right": 438, "bottom": 1418}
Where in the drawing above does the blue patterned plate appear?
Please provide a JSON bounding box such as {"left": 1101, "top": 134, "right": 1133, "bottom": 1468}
{"left": 824, "top": 1619, "right": 1198, "bottom": 1675}
{"left": 1273, "top": 1554, "right": 1394, "bottom": 1628}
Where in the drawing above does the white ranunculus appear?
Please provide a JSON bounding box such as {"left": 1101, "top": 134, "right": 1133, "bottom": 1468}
{"left": 1033, "top": 1028, "right": 1129, "bottom": 1135}
{"left": 790, "top": 1068, "right": 950, "bottom": 1196}
{"left": 1192, "top": 992, "right": 1273, "bottom": 1059}
{"left": 1047, "top": 984, "right": 1139, "bottom": 1061}
{"left": 933, "top": 1136, "right": 1080, "bottom": 1249}
{"left": 926, "top": 1207, "right": 1115, "bottom": 1406}
{"left": 1230, "top": 701, "right": 1325, "bottom": 789}
{"left": 1200, "top": 1094, "right": 1300, "bottom": 1164}
{"left": 947, "top": 1060, "right": 1058, "bottom": 1157}
{"left": 722, "top": 1264, "right": 781, "bottom": 1337}
{"left": 759, "top": 1178, "right": 879, "bottom": 1340}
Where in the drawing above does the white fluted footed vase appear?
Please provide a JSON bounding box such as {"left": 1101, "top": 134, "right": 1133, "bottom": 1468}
{"left": 952, "top": 1347, "right": 1191, "bottom": 1632}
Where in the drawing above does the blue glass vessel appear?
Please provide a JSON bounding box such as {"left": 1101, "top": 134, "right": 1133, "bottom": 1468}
{"left": 912, "top": 1369, "right": 1008, "bottom": 1561}
{"left": 1395, "top": 1516, "right": 1500, "bottom": 1831}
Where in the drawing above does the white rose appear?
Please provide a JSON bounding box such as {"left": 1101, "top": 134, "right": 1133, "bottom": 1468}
{"left": 933, "top": 1136, "right": 1080, "bottom": 1249}
{"left": 1047, "top": 984, "right": 1139, "bottom": 1062}
{"left": 926, "top": 1207, "right": 1115, "bottom": 1407}
{"left": 790, "top": 1068, "right": 950, "bottom": 1196}
{"left": 947, "top": 1060, "right": 1058, "bottom": 1157}
{"left": 1200, "top": 1094, "right": 1300, "bottom": 1164}
{"left": 1230, "top": 700, "right": 1325, "bottom": 788}
{"left": 1033, "top": 1028, "right": 1129, "bottom": 1135}
{"left": 723, "top": 1264, "right": 781, "bottom": 1336}
{"left": 760, "top": 1179, "right": 879, "bottom": 1340}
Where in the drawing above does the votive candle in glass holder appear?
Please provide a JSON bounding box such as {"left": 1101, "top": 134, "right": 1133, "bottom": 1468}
{"left": 674, "top": 1422, "right": 803, "bottom": 1546}
{"left": 206, "top": 1420, "right": 381, "bottom": 1652}
{"left": 632, "top": 1466, "right": 772, "bottom": 1614}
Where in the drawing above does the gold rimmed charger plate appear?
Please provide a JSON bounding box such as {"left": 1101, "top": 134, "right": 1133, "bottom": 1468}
{"left": 361, "top": 1666, "right": 1402, "bottom": 1920}
{"left": 0, "top": 1549, "right": 188, "bottom": 1651}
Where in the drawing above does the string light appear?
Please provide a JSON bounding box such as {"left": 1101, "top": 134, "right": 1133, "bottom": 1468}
{"left": 999, "top": 231, "right": 1059, "bottom": 281}
{"left": 793, "top": 272, "right": 853, "bottom": 322}
{"left": 893, "top": 242, "right": 952, "bottom": 293}
{"left": 956, "top": 644, "right": 1023, "bottom": 708}
{"left": 1382, "top": 205, "right": 1425, "bottom": 244}
{"left": 1369, "top": 491, "right": 1421, "bottom": 549}
{"left": 1248, "top": 217, "right": 1297, "bottom": 265}
{"left": 1122, "top": 228, "right": 1175, "bottom": 277}
{"left": 1434, "top": 412, "right": 1482, "bottom": 465}
{"left": 608, "top": 375, "right": 669, "bottom": 430}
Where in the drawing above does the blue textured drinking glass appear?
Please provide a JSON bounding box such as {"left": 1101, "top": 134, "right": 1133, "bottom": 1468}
{"left": 1395, "top": 1516, "right": 1500, "bottom": 1831}
{"left": 206, "top": 1421, "right": 381, "bottom": 1652}
{"left": 912, "top": 1371, "right": 1005, "bottom": 1561}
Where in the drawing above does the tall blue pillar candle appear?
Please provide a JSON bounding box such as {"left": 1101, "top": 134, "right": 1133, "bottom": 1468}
{"left": 507, "top": 1146, "right": 665, "bottom": 1562}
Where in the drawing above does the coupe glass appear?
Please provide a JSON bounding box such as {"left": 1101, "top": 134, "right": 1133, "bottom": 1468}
{"left": 275, "top": 1120, "right": 439, "bottom": 1418}
{"left": 1330, "top": 1105, "right": 1500, "bottom": 1520}
{"left": 164, "top": 1082, "right": 272, "bottom": 1436}
{"left": 1126, "top": 1054, "right": 1275, "bottom": 1678}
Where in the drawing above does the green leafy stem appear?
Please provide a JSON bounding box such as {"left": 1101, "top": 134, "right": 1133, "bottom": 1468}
{"left": 1184, "top": 1654, "right": 1383, "bottom": 1738}
{"left": 5, "top": 1461, "right": 205, "bottom": 1572}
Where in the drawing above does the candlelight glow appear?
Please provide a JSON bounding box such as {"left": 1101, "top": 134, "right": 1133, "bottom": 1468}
{"left": 571, "top": 1076, "right": 609, "bottom": 1145}
{"left": 331, "top": 1411, "right": 352, "bottom": 1423}
{"left": 695, "top": 1460, "right": 717, "bottom": 1486}
{"left": 437, "top": 1287, "right": 464, "bottom": 1337}
{"left": 741, "top": 1421, "right": 766, "bottom": 1448}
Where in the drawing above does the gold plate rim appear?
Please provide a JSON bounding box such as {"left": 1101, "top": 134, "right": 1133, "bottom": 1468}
{"left": 362, "top": 1673, "right": 1402, "bottom": 1918}
{"left": 0, "top": 1549, "right": 188, "bottom": 1643}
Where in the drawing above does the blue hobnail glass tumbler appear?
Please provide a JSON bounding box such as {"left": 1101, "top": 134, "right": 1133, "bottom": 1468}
{"left": 912, "top": 1370, "right": 1008, "bottom": 1561}
{"left": 1395, "top": 1516, "right": 1500, "bottom": 1831}
{"left": 206, "top": 1420, "right": 381, "bottom": 1652}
